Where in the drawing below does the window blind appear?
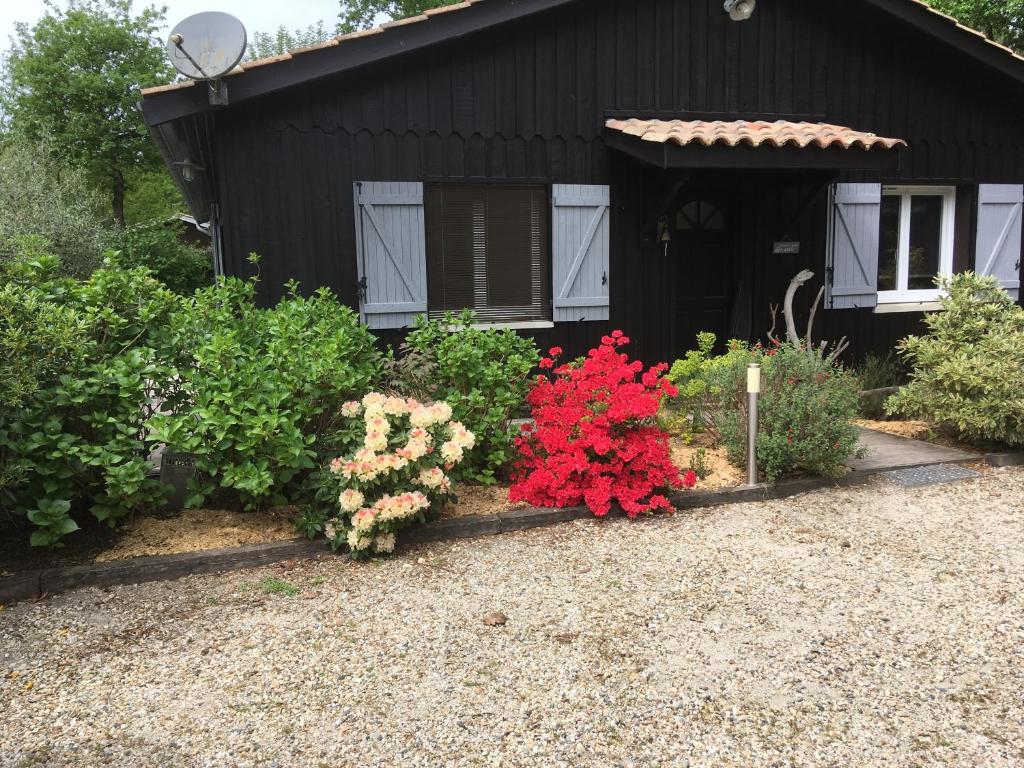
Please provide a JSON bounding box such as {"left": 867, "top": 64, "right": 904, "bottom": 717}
{"left": 426, "top": 184, "right": 549, "bottom": 323}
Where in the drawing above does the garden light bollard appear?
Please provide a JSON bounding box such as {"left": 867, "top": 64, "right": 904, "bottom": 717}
{"left": 746, "top": 363, "right": 761, "bottom": 486}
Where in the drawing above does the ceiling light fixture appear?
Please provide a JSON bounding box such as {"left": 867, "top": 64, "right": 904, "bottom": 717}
{"left": 724, "top": 0, "right": 756, "bottom": 21}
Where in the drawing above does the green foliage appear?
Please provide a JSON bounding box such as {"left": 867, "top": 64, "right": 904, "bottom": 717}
{"left": 704, "top": 342, "right": 861, "bottom": 482}
{"left": 0, "top": 253, "right": 180, "bottom": 545}
{"left": 688, "top": 448, "right": 711, "bottom": 481}
{"left": 247, "top": 22, "right": 334, "bottom": 59}
{"left": 390, "top": 311, "right": 540, "bottom": 484}
{"left": 337, "top": 0, "right": 460, "bottom": 33}
{"left": 118, "top": 221, "right": 213, "bottom": 295}
{"left": 856, "top": 352, "right": 904, "bottom": 392}
{"left": 148, "top": 278, "right": 386, "bottom": 510}
{"left": 667, "top": 332, "right": 719, "bottom": 430}
{"left": 3, "top": 0, "right": 174, "bottom": 225}
{"left": 925, "top": 0, "right": 1024, "bottom": 53}
{"left": 259, "top": 575, "right": 299, "bottom": 597}
{"left": 887, "top": 273, "right": 1024, "bottom": 447}
{"left": 0, "top": 138, "right": 113, "bottom": 277}
{"left": 123, "top": 167, "right": 186, "bottom": 226}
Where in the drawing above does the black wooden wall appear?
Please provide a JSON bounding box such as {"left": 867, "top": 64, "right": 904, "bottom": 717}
{"left": 210, "top": 0, "right": 1024, "bottom": 363}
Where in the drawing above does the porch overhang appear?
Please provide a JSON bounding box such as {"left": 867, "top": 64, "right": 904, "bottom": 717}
{"left": 604, "top": 119, "right": 906, "bottom": 172}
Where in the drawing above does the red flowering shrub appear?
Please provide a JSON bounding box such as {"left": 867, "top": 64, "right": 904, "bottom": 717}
{"left": 509, "top": 332, "right": 693, "bottom": 517}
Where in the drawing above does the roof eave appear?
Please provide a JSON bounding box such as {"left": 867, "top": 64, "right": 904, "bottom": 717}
{"left": 862, "top": 0, "right": 1024, "bottom": 86}
{"left": 140, "top": 0, "right": 578, "bottom": 127}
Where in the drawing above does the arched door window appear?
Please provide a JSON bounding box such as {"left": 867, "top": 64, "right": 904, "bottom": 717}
{"left": 676, "top": 201, "right": 726, "bottom": 231}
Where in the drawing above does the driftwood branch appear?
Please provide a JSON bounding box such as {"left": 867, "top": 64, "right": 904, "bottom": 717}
{"left": 783, "top": 269, "right": 815, "bottom": 344}
{"left": 805, "top": 285, "right": 825, "bottom": 352}
{"left": 767, "top": 304, "right": 780, "bottom": 344}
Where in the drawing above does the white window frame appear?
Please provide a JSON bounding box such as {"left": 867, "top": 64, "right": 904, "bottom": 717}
{"left": 877, "top": 185, "right": 956, "bottom": 305}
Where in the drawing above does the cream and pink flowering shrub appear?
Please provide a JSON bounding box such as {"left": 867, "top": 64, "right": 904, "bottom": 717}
{"left": 314, "top": 392, "right": 475, "bottom": 557}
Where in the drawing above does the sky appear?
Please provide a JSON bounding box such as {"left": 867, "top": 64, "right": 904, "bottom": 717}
{"left": 0, "top": 0, "right": 342, "bottom": 53}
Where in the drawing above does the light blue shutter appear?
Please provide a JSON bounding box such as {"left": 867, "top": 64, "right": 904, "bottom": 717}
{"left": 354, "top": 181, "right": 428, "bottom": 329}
{"left": 976, "top": 184, "right": 1023, "bottom": 301}
{"left": 552, "top": 184, "right": 610, "bottom": 322}
{"left": 826, "top": 183, "right": 881, "bottom": 310}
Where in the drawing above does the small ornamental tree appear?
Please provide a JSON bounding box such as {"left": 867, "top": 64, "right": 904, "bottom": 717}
{"left": 510, "top": 332, "right": 694, "bottom": 518}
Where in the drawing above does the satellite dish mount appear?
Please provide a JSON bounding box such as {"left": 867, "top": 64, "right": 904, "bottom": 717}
{"left": 166, "top": 12, "right": 247, "bottom": 106}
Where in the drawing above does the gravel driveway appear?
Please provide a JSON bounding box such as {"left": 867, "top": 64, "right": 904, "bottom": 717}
{"left": 2, "top": 469, "right": 1023, "bottom": 767}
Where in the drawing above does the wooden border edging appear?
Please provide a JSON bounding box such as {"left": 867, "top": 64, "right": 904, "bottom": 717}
{"left": 986, "top": 451, "right": 1024, "bottom": 468}
{"left": 0, "top": 468, "right": 903, "bottom": 606}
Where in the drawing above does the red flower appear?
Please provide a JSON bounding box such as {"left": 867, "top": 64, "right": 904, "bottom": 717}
{"left": 682, "top": 470, "right": 698, "bottom": 489}
{"left": 509, "top": 334, "right": 691, "bottom": 519}
{"left": 549, "top": 346, "right": 563, "bottom": 357}
{"left": 539, "top": 357, "right": 554, "bottom": 369}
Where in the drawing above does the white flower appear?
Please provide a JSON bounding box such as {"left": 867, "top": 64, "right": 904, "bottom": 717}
{"left": 448, "top": 421, "right": 476, "bottom": 450}
{"left": 440, "top": 441, "right": 464, "bottom": 465}
{"left": 347, "top": 528, "right": 373, "bottom": 551}
{"left": 341, "top": 401, "right": 361, "bottom": 418}
{"left": 352, "top": 508, "right": 377, "bottom": 532}
{"left": 361, "top": 392, "right": 387, "bottom": 410}
{"left": 364, "top": 430, "right": 388, "bottom": 453}
{"left": 374, "top": 533, "right": 396, "bottom": 553}
{"left": 417, "top": 467, "right": 449, "bottom": 490}
{"left": 430, "top": 402, "right": 453, "bottom": 424}
{"left": 324, "top": 522, "right": 337, "bottom": 539}
{"left": 409, "top": 406, "right": 435, "bottom": 428}
{"left": 383, "top": 397, "right": 409, "bottom": 416}
{"left": 338, "top": 489, "right": 365, "bottom": 513}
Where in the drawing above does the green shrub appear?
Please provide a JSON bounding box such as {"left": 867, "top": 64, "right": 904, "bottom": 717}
{"left": 0, "top": 138, "right": 113, "bottom": 278}
{"left": 887, "top": 273, "right": 1024, "bottom": 447}
{"left": 0, "top": 253, "right": 180, "bottom": 544}
{"left": 705, "top": 342, "right": 861, "bottom": 482}
{"left": 387, "top": 311, "right": 539, "bottom": 484}
{"left": 148, "top": 278, "right": 385, "bottom": 510}
{"left": 856, "top": 352, "right": 903, "bottom": 392}
{"left": 667, "top": 332, "right": 719, "bottom": 431}
{"left": 118, "top": 221, "right": 213, "bottom": 295}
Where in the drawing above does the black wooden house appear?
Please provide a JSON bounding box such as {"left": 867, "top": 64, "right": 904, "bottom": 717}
{"left": 141, "top": 0, "right": 1024, "bottom": 364}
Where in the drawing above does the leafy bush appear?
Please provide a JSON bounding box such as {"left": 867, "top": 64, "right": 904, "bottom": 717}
{"left": 388, "top": 311, "right": 539, "bottom": 484}
{"left": 667, "top": 331, "right": 719, "bottom": 431}
{"left": 0, "top": 253, "right": 179, "bottom": 544}
{"left": 887, "top": 273, "right": 1024, "bottom": 446}
{"left": 510, "top": 333, "right": 694, "bottom": 518}
{"left": 148, "top": 278, "right": 385, "bottom": 510}
{"left": 856, "top": 352, "right": 903, "bottom": 392}
{"left": 0, "top": 138, "right": 113, "bottom": 278}
{"left": 300, "top": 394, "right": 474, "bottom": 558}
{"left": 704, "top": 341, "right": 861, "bottom": 482}
{"left": 118, "top": 221, "right": 212, "bottom": 294}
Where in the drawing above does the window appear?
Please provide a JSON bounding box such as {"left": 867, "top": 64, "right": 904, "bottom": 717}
{"left": 877, "top": 186, "right": 955, "bottom": 303}
{"left": 676, "top": 200, "right": 725, "bottom": 231}
{"left": 425, "top": 184, "right": 550, "bottom": 324}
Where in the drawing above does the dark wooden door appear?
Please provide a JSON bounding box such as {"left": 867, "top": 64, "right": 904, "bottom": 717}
{"left": 671, "top": 199, "right": 733, "bottom": 357}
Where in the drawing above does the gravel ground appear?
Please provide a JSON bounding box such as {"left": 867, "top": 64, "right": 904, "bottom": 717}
{"left": 1, "top": 468, "right": 1023, "bottom": 768}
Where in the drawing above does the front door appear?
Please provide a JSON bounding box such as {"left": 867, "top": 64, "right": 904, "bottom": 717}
{"left": 671, "top": 198, "right": 734, "bottom": 357}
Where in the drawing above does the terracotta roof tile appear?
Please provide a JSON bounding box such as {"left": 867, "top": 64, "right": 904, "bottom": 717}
{"left": 605, "top": 118, "right": 907, "bottom": 151}
{"left": 141, "top": 0, "right": 1023, "bottom": 99}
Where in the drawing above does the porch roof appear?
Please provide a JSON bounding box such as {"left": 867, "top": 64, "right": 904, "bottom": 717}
{"left": 603, "top": 119, "right": 906, "bottom": 171}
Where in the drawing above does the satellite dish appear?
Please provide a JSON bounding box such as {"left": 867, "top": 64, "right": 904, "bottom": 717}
{"left": 166, "top": 12, "right": 246, "bottom": 81}
{"left": 724, "top": 0, "right": 756, "bottom": 21}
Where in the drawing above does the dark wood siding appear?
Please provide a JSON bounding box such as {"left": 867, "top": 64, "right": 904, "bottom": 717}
{"left": 211, "top": 0, "right": 1024, "bottom": 363}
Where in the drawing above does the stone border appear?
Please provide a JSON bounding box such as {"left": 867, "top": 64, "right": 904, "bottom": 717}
{"left": 0, "top": 471, "right": 887, "bottom": 606}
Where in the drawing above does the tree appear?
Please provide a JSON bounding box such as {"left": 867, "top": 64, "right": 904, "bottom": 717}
{"left": 247, "top": 22, "right": 334, "bottom": 60}
{"left": 926, "top": 0, "right": 1024, "bottom": 53}
{"left": 337, "top": 0, "right": 459, "bottom": 34}
{"left": 0, "top": 136, "right": 114, "bottom": 278}
{"left": 3, "top": 0, "right": 174, "bottom": 228}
